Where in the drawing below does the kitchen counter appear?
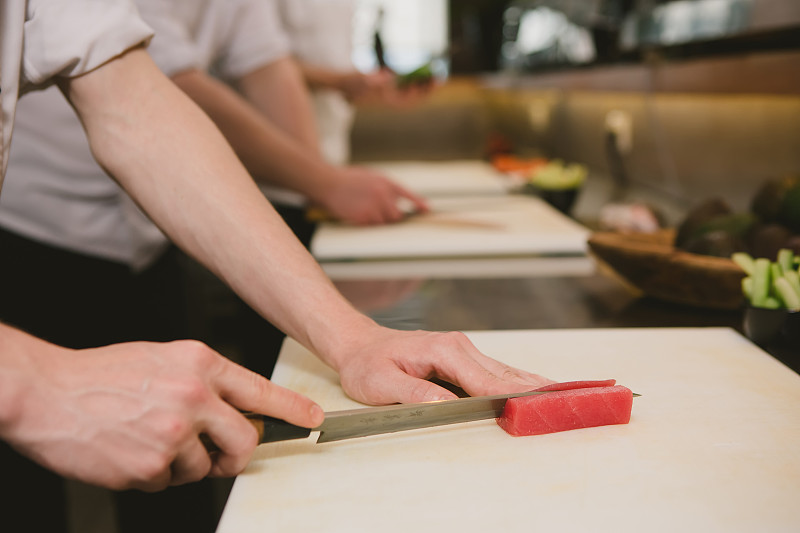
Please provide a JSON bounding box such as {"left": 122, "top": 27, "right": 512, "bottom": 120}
{"left": 330, "top": 265, "right": 797, "bottom": 374}
{"left": 218, "top": 327, "right": 800, "bottom": 532}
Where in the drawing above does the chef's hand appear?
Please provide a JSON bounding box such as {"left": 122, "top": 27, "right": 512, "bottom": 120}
{"left": 313, "top": 166, "right": 429, "bottom": 226}
{"left": 334, "top": 69, "right": 395, "bottom": 103}
{"left": 328, "top": 326, "right": 554, "bottom": 405}
{"left": 0, "top": 326, "right": 322, "bottom": 492}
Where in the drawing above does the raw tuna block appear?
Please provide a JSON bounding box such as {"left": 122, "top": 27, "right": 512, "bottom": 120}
{"left": 497, "top": 381, "right": 633, "bottom": 436}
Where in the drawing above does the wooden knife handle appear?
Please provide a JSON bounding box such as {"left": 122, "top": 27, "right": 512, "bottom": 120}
{"left": 201, "top": 413, "right": 313, "bottom": 453}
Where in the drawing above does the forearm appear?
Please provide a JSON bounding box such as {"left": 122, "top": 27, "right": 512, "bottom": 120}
{"left": 59, "top": 48, "right": 372, "bottom": 365}
{"left": 236, "top": 58, "right": 320, "bottom": 153}
{"left": 295, "top": 60, "right": 350, "bottom": 92}
{"left": 171, "top": 69, "right": 338, "bottom": 206}
{"left": 0, "top": 324, "right": 39, "bottom": 439}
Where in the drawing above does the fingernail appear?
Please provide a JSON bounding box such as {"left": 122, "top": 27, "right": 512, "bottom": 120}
{"left": 429, "top": 394, "right": 454, "bottom": 402}
{"left": 310, "top": 404, "right": 324, "bottom": 422}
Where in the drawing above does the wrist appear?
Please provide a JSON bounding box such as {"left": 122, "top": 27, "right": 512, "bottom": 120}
{"left": 0, "top": 326, "right": 44, "bottom": 438}
{"left": 306, "top": 310, "right": 383, "bottom": 372}
{"left": 304, "top": 166, "right": 348, "bottom": 209}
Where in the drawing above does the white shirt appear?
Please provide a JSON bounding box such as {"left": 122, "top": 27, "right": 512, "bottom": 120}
{"left": 0, "top": 0, "right": 153, "bottom": 186}
{"left": 0, "top": 0, "right": 289, "bottom": 270}
{"left": 277, "top": 0, "right": 358, "bottom": 166}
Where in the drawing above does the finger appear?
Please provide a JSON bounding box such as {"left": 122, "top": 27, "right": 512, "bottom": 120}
{"left": 129, "top": 464, "right": 172, "bottom": 493}
{"left": 393, "top": 184, "right": 430, "bottom": 214}
{"left": 432, "top": 347, "right": 554, "bottom": 397}
{"left": 169, "top": 438, "right": 212, "bottom": 486}
{"left": 380, "top": 198, "right": 405, "bottom": 223}
{"left": 344, "top": 363, "right": 458, "bottom": 405}
{"left": 200, "top": 401, "right": 261, "bottom": 478}
{"left": 210, "top": 358, "right": 324, "bottom": 428}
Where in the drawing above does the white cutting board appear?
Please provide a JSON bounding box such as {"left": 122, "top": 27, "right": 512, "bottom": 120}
{"left": 217, "top": 328, "right": 800, "bottom": 533}
{"left": 311, "top": 195, "right": 589, "bottom": 260}
{"left": 370, "top": 160, "right": 513, "bottom": 197}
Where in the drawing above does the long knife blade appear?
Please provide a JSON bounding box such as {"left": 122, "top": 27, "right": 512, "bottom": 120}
{"left": 236, "top": 389, "right": 597, "bottom": 446}
{"left": 202, "top": 389, "right": 641, "bottom": 451}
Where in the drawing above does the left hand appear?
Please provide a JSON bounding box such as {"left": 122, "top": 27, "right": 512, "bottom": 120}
{"left": 327, "top": 326, "right": 554, "bottom": 405}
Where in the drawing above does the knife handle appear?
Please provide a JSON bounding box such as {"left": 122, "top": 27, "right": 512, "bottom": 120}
{"left": 201, "top": 413, "right": 313, "bottom": 453}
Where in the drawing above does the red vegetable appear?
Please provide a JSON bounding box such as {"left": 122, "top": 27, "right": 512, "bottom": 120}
{"left": 497, "top": 380, "right": 633, "bottom": 436}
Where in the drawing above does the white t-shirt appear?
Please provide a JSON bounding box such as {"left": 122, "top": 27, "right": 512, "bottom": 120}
{"left": 277, "top": 0, "right": 358, "bottom": 166}
{"left": 0, "top": 0, "right": 290, "bottom": 270}
{"left": 0, "top": 0, "right": 153, "bottom": 186}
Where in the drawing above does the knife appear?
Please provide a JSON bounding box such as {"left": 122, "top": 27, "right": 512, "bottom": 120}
{"left": 203, "top": 389, "right": 639, "bottom": 450}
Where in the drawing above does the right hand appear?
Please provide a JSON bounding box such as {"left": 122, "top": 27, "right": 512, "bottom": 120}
{"left": 1, "top": 332, "right": 322, "bottom": 492}
{"left": 315, "top": 165, "right": 429, "bottom": 225}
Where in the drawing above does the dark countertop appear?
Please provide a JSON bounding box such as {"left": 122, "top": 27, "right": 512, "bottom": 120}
{"left": 331, "top": 267, "right": 799, "bottom": 374}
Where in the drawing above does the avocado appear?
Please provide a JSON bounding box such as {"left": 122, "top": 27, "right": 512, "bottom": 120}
{"left": 783, "top": 235, "right": 800, "bottom": 255}
{"left": 676, "top": 211, "right": 756, "bottom": 254}
{"left": 751, "top": 175, "right": 800, "bottom": 225}
{"left": 682, "top": 230, "right": 749, "bottom": 257}
{"left": 777, "top": 182, "right": 800, "bottom": 233}
{"left": 747, "top": 223, "right": 794, "bottom": 261}
{"left": 675, "top": 198, "right": 732, "bottom": 248}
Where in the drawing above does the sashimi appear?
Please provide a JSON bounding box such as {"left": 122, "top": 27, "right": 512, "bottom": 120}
{"left": 532, "top": 379, "right": 617, "bottom": 392}
{"left": 497, "top": 381, "right": 633, "bottom": 436}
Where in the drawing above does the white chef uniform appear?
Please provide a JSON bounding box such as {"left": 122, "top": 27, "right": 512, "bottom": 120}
{"left": 277, "top": 0, "right": 358, "bottom": 166}
{"left": 0, "top": 0, "right": 153, "bottom": 186}
{"left": 0, "top": 0, "right": 290, "bottom": 271}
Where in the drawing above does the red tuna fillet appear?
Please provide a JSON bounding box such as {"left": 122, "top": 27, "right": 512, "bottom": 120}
{"left": 497, "top": 381, "right": 633, "bottom": 436}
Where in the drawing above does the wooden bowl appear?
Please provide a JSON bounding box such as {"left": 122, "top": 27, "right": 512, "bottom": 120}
{"left": 587, "top": 230, "right": 747, "bottom": 310}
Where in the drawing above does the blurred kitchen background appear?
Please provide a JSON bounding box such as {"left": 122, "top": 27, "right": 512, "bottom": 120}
{"left": 348, "top": 0, "right": 800, "bottom": 224}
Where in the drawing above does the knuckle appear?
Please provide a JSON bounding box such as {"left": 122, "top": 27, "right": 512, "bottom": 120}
{"left": 161, "top": 414, "right": 193, "bottom": 444}
{"left": 178, "top": 340, "right": 218, "bottom": 368}
{"left": 132, "top": 453, "right": 172, "bottom": 487}
{"left": 174, "top": 377, "right": 211, "bottom": 406}
{"left": 438, "top": 330, "right": 469, "bottom": 350}
{"left": 232, "top": 424, "right": 259, "bottom": 458}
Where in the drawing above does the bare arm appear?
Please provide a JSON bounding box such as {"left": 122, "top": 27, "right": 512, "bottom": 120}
{"left": 170, "top": 68, "right": 339, "bottom": 205}
{"left": 235, "top": 57, "right": 320, "bottom": 152}
{"left": 170, "top": 67, "right": 428, "bottom": 225}
{"left": 60, "top": 47, "right": 361, "bottom": 353}
{"left": 61, "top": 48, "right": 551, "bottom": 401}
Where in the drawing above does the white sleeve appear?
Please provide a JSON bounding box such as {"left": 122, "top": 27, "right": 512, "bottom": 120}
{"left": 131, "top": 0, "right": 203, "bottom": 77}
{"left": 21, "top": 0, "right": 154, "bottom": 90}
{"left": 214, "top": 0, "right": 292, "bottom": 80}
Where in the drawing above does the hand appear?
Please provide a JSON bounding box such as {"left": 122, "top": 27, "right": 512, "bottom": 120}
{"left": 328, "top": 326, "right": 554, "bottom": 406}
{"left": 336, "top": 69, "right": 394, "bottom": 103}
{"left": 1, "top": 330, "right": 322, "bottom": 491}
{"left": 315, "top": 166, "right": 429, "bottom": 225}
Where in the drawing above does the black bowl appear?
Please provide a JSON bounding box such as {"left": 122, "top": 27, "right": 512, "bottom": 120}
{"left": 743, "top": 306, "right": 800, "bottom": 348}
{"left": 522, "top": 184, "right": 580, "bottom": 215}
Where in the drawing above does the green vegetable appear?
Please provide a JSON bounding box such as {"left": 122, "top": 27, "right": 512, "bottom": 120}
{"left": 731, "top": 252, "right": 755, "bottom": 275}
{"left": 770, "top": 262, "right": 783, "bottom": 281}
{"left": 775, "top": 277, "right": 800, "bottom": 309}
{"left": 741, "top": 277, "right": 753, "bottom": 299}
{"left": 777, "top": 249, "right": 795, "bottom": 274}
{"left": 751, "top": 258, "right": 771, "bottom": 308}
{"left": 734, "top": 249, "right": 800, "bottom": 310}
{"left": 528, "top": 160, "right": 587, "bottom": 190}
{"left": 396, "top": 62, "right": 433, "bottom": 88}
{"left": 784, "top": 270, "right": 800, "bottom": 298}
